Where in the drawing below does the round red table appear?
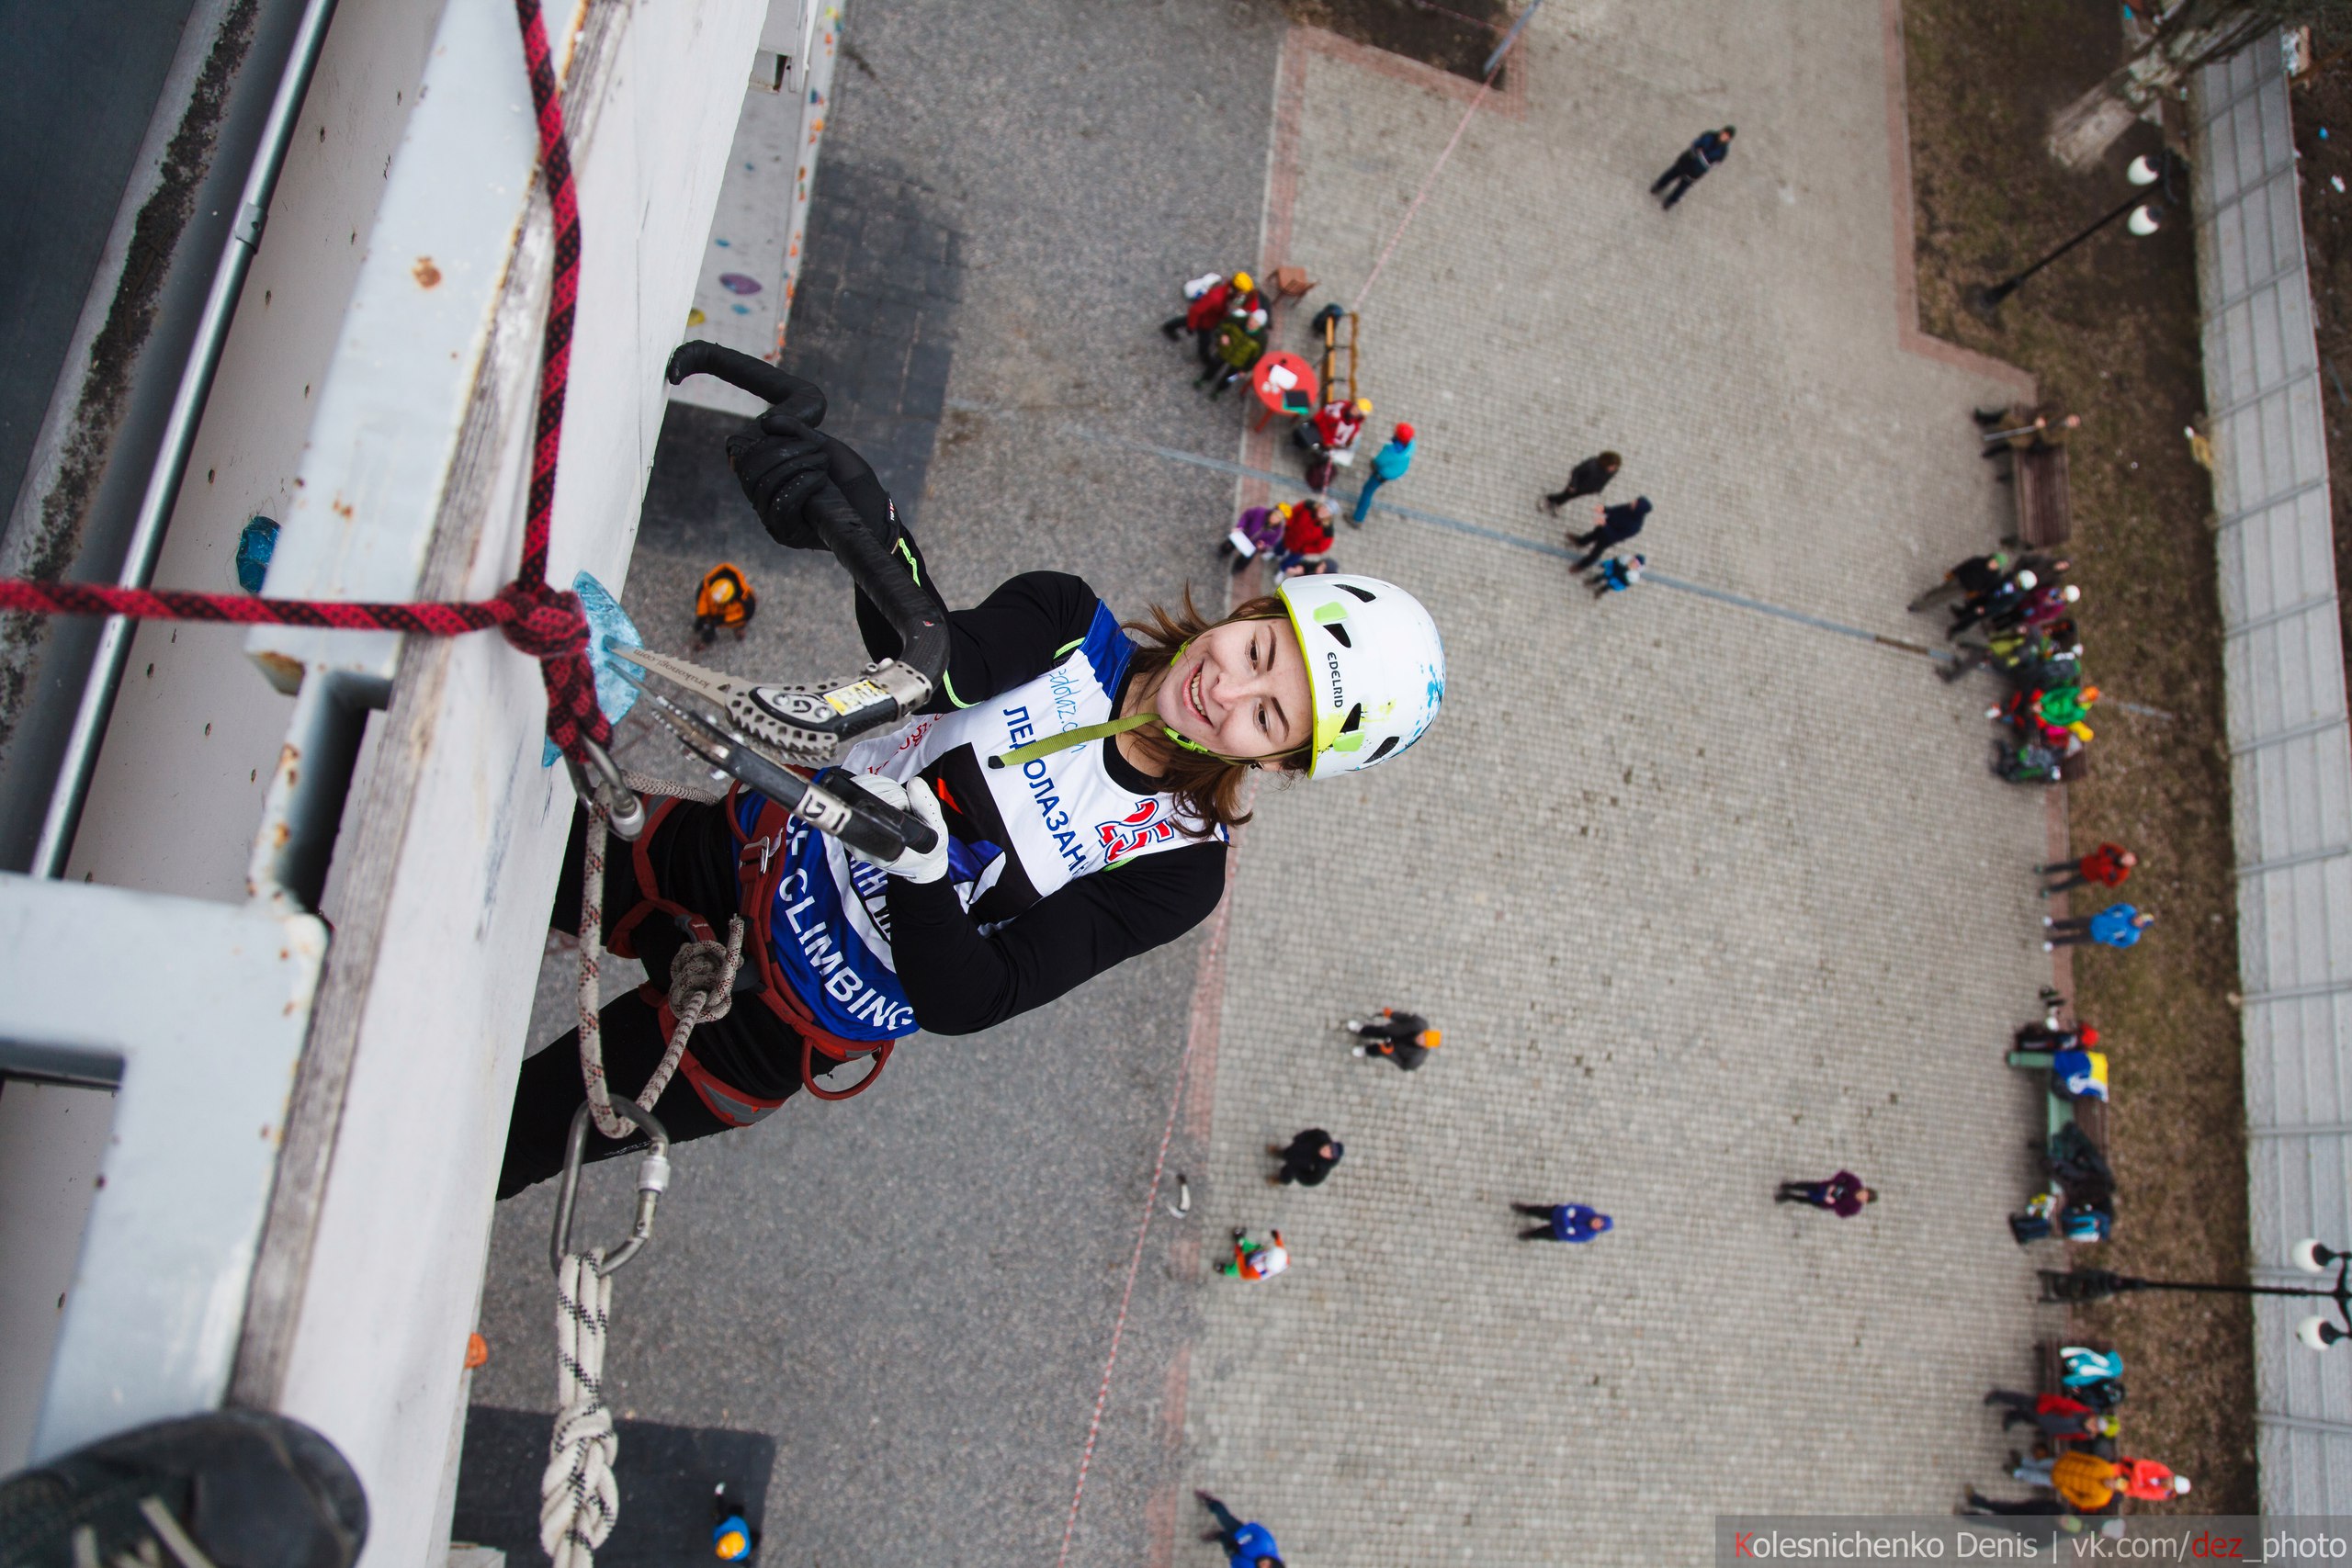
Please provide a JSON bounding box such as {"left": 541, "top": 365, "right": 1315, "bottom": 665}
{"left": 1250, "top": 351, "right": 1319, "bottom": 431}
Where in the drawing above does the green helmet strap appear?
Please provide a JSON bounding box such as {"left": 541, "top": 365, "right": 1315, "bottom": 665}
{"left": 988, "top": 711, "right": 1172, "bottom": 770}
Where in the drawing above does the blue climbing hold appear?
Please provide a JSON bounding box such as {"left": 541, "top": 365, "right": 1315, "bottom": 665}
{"left": 235, "top": 516, "right": 279, "bottom": 595}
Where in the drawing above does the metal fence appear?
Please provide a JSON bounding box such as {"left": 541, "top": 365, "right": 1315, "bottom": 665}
{"left": 2196, "top": 31, "right": 2352, "bottom": 1513}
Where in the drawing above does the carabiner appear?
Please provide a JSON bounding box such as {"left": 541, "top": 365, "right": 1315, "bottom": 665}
{"left": 564, "top": 734, "right": 647, "bottom": 840}
{"left": 549, "top": 1098, "right": 671, "bottom": 1278}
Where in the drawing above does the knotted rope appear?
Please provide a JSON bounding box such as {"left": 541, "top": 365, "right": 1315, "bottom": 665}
{"left": 572, "top": 807, "right": 743, "bottom": 1140}
{"left": 541, "top": 1248, "right": 617, "bottom": 1568}
{"left": 0, "top": 0, "right": 606, "bottom": 772}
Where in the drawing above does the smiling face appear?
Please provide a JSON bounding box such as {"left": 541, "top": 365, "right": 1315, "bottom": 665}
{"left": 1152, "top": 615, "right": 1312, "bottom": 762}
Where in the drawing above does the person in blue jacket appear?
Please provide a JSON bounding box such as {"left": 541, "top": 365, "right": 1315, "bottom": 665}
{"left": 1652, "top": 126, "right": 1735, "bottom": 209}
{"left": 1195, "top": 1490, "right": 1283, "bottom": 1567}
{"left": 1510, "top": 1201, "right": 1612, "bottom": 1242}
{"left": 1351, "top": 421, "right": 1417, "bottom": 525}
{"left": 2042, "top": 904, "right": 2153, "bottom": 952}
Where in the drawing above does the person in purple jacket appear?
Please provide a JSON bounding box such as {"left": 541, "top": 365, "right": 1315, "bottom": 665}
{"left": 1510, "top": 1201, "right": 1613, "bottom": 1242}
{"left": 2043, "top": 904, "right": 2152, "bottom": 952}
{"left": 1776, "top": 1172, "right": 1876, "bottom": 1216}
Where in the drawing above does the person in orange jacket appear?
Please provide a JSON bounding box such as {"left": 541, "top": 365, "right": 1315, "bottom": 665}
{"left": 2014, "top": 1450, "right": 2125, "bottom": 1512}
{"left": 1219, "top": 1228, "right": 1288, "bottom": 1280}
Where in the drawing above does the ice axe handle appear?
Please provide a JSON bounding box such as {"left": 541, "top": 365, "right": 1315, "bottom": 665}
{"left": 665, "top": 340, "right": 826, "bottom": 426}
{"left": 819, "top": 769, "right": 941, "bottom": 860}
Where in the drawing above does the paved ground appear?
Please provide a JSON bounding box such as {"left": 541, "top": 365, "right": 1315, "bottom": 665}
{"left": 468, "top": 2, "right": 1285, "bottom": 1563}
{"left": 469, "top": 0, "right": 2082, "bottom": 1562}
{"left": 1180, "top": 6, "right": 2064, "bottom": 1563}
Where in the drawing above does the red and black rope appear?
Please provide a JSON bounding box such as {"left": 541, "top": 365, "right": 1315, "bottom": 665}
{"left": 0, "top": 0, "right": 609, "bottom": 768}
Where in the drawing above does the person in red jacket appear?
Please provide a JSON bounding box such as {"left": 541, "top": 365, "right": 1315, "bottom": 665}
{"left": 1161, "top": 270, "right": 1264, "bottom": 367}
{"left": 1275, "top": 498, "right": 1335, "bottom": 572}
{"left": 2038, "top": 843, "right": 2135, "bottom": 897}
{"left": 2118, "top": 1458, "right": 2191, "bottom": 1503}
{"left": 1983, "top": 1390, "right": 2111, "bottom": 1442}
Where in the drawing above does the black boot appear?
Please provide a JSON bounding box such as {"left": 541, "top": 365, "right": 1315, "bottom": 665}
{"left": 0, "top": 1410, "right": 368, "bottom": 1568}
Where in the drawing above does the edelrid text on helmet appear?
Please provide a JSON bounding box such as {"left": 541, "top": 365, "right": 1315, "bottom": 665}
{"left": 1274, "top": 573, "right": 1445, "bottom": 779}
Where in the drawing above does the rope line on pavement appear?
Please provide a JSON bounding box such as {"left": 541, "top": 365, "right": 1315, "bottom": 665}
{"left": 1354, "top": 62, "right": 1499, "bottom": 310}
{"left": 1051, "top": 1016, "right": 1195, "bottom": 1568}
{"left": 1069, "top": 426, "right": 2176, "bottom": 720}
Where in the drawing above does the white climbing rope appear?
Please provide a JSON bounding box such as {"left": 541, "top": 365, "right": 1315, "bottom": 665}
{"left": 546, "top": 773, "right": 737, "bottom": 1563}
{"left": 542, "top": 1247, "right": 618, "bottom": 1567}
{"left": 573, "top": 801, "right": 745, "bottom": 1139}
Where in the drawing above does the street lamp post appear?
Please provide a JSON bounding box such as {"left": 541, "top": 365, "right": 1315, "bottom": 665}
{"left": 1966, "top": 151, "right": 2186, "bottom": 318}
{"left": 2037, "top": 1238, "right": 2352, "bottom": 1351}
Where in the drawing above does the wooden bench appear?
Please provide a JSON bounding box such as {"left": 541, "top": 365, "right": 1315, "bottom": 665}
{"left": 2008, "top": 443, "right": 2072, "bottom": 548}
{"left": 2007, "top": 1051, "right": 2109, "bottom": 1149}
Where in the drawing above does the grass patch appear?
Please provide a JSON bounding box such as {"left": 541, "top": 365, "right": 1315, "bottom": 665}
{"left": 1903, "top": 0, "right": 2256, "bottom": 1510}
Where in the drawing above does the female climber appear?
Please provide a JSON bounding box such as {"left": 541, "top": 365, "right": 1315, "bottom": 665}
{"left": 497, "top": 367, "right": 1445, "bottom": 1196}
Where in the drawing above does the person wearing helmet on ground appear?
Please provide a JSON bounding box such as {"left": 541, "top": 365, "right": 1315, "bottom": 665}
{"left": 1949, "top": 566, "right": 2035, "bottom": 637}
{"left": 1345, "top": 1008, "right": 1440, "bottom": 1070}
{"left": 1351, "top": 422, "right": 1417, "bottom": 525}
{"left": 1295, "top": 394, "right": 1371, "bottom": 491}
{"left": 497, "top": 408, "right": 1445, "bottom": 1196}
{"left": 1274, "top": 496, "right": 1336, "bottom": 573}
{"left": 2117, "top": 1459, "right": 2190, "bottom": 1503}
{"left": 1161, "top": 269, "right": 1264, "bottom": 367}
{"left": 694, "top": 561, "right": 757, "bottom": 644}
{"left": 1219, "top": 1228, "right": 1289, "bottom": 1280}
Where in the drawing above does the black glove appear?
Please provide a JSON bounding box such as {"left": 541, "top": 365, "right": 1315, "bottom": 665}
{"left": 727, "top": 412, "right": 833, "bottom": 551}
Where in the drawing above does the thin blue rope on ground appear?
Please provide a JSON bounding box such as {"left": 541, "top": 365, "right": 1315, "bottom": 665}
{"left": 1068, "top": 423, "right": 2175, "bottom": 721}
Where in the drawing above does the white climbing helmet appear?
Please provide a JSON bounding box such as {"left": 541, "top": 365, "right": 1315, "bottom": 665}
{"left": 1275, "top": 573, "right": 1445, "bottom": 779}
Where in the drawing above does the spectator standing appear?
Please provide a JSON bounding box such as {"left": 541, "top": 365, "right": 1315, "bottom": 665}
{"left": 1909, "top": 550, "right": 2012, "bottom": 613}
{"left": 1544, "top": 451, "right": 1622, "bottom": 513}
{"left": 1351, "top": 423, "right": 1417, "bottom": 525}
{"left": 2042, "top": 905, "right": 2153, "bottom": 953}
{"left": 1194, "top": 1492, "right": 1284, "bottom": 1568}
{"left": 1775, "top": 1171, "right": 1876, "bottom": 1216}
{"left": 1510, "top": 1201, "right": 1613, "bottom": 1242}
{"left": 1162, "top": 270, "right": 1262, "bottom": 363}
{"left": 1995, "top": 581, "right": 2082, "bottom": 634}
{"left": 2014, "top": 1451, "right": 2125, "bottom": 1513}
{"left": 1219, "top": 1228, "right": 1289, "bottom": 1280}
{"left": 1567, "top": 497, "right": 1652, "bottom": 572}
{"left": 2118, "top": 1460, "right": 2191, "bottom": 1503}
{"left": 1652, "top": 126, "right": 1735, "bottom": 209}
{"left": 1199, "top": 317, "right": 1269, "bottom": 397}
{"left": 1270, "top": 1130, "right": 1344, "bottom": 1187}
{"left": 1296, "top": 395, "right": 1370, "bottom": 491}
{"left": 1346, "top": 1009, "right": 1442, "bottom": 1070}
{"left": 1949, "top": 568, "right": 2036, "bottom": 637}
{"left": 2038, "top": 843, "right": 2136, "bottom": 897}
{"left": 1984, "top": 1390, "right": 2109, "bottom": 1441}
{"left": 1587, "top": 553, "right": 1645, "bottom": 599}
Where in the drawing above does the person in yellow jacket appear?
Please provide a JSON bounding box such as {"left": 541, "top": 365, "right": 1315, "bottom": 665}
{"left": 2012, "top": 1450, "right": 2123, "bottom": 1512}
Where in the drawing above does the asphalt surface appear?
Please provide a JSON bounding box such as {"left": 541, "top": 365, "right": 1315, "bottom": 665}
{"left": 468, "top": 2, "right": 1286, "bottom": 1562}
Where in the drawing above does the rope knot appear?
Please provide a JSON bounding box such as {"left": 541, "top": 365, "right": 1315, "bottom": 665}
{"left": 496, "top": 579, "right": 591, "bottom": 661}
{"left": 667, "top": 919, "right": 745, "bottom": 1026}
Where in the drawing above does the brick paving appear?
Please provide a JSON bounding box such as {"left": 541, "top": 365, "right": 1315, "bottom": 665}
{"left": 469, "top": 2, "right": 2094, "bottom": 1562}
{"left": 1175, "top": 6, "right": 2071, "bottom": 1562}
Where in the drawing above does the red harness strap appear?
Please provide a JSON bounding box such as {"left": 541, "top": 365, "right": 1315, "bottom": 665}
{"left": 724, "top": 787, "right": 896, "bottom": 1101}
{"left": 601, "top": 789, "right": 895, "bottom": 1118}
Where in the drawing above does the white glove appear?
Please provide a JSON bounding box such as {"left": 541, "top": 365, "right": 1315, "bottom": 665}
{"left": 842, "top": 773, "right": 949, "bottom": 884}
{"left": 1182, "top": 272, "right": 1223, "bottom": 299}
